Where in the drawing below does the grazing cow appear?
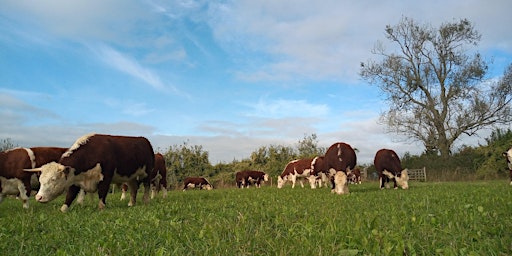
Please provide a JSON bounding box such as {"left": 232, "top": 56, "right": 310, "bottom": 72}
{"left": 311, "top": 156, "right": 329, "bottom": 188}
{"left": 119, "top": 153, "right": 168, "bottom": 200}
{"left": 278, "top": 158, "right": 316, "bottom": 189}
{"left": 323, "top": 142, "right": 357, "bottom": 194}
{"left": 374, "top": 149, "right": 409, "bottom": 189}
{"left": 235, "top": 170, "right": 269, "bottom": 188}
{"left": 347, "top": 168, "right": 362, "bottom": 184}
{"left": 502, "top": 148, "right": 512, "bottom": 185}
{"left": 151, "top": 153, "right": 168, "bottom": 198}
{"left": 0, "top": 147, "right": 67, "bottom": 209}
{"left": 25, "top": 134, "right": 155, "bottom": 212}
{"left": 183, "top": 177, "right": 213, "bottom": 191}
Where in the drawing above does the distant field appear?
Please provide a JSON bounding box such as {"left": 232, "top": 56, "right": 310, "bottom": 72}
{"left": 0, "top": 181, "right": 511, "bottom": 255}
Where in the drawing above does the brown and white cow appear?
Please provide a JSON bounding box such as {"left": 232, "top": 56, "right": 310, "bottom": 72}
{"left": 119, "top": 153, "right": 168, "bottom": 200}
{"left": 323, "top": 142, "right": 357, "bottom": 194}
{"left": 347, "top": 168, "right": 362, "bottom": 184}
{"left": 278, "top": 158, "right": 316, "bottom": 189}
{"left": 182, "top": 177, "right": 213, "bottom": 191}
{"left": 25, "top": 133, "right": 155, "bottom": 212}
{"left": 374, "top": 149, "right": 409, "bottom": 189}
{"left": 502, "top": 148, "right": 512, "bottom": 185}
{"left": 0, "top": 147, "right": 67, "bottom": 209}
{"left": 235, "top": 170, "right": 269, "bottom": 188}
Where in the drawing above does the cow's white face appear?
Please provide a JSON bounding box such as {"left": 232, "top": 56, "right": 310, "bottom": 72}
{"left": 263, "top": 174, "right": 269, "bottom": 182}
{"left": 382, "top": 169, "right": 409, "bottom": 189}
{"left": 307, "top": 175, "right": 317, "bottom": 189}
{"left": 277, "top": 176, "right": 286, "bottom": 188}
{"left": 503, "top": 148, "right": 512, "bottom": 170}
{"left": 33, "top": 162, "right": 75, "bottom": 203}
{"left": 202, "top": 184, "right": 213, "bottom": 190}
{"left": 332, "top": 171, "right": 348, "bottom": 195}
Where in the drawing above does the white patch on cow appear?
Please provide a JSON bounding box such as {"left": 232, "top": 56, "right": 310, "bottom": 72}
{"left": 75, "top": 163, "right": 104, "bottom": 193}
{"left": 111, "top": 166, "right": 147, "bottom": 184}
{"left": 62, "top": 133, "right": 95, "bottom": 158}
{"left": 263, "top": 174, "right": 269, "bottom": 182}
{"left": 202, "top": 184, "right": 213, "bottom": 190}
{"left": 187, "top": 183, "right": 196, "bottom": 189}
{"left": 23, "top": 148, "right": 36, "bottom": 168}
{"left": 396, "top": 169, "right": 409, "bottom": 189}
{"left": 60, "top": 204, "right": 69, "bottom": 213}
{"left": 76, "top": 189, "right": 86, "bottom": 205}
{"left": 332, "top": 171, "right": 349, "bottom": 195}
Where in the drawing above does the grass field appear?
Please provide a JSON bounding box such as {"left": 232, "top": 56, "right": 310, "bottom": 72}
{"left": 0, "top": 180, "right": 511, "bottom": 255}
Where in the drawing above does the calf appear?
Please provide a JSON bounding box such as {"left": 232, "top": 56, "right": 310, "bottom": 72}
{"left": 183, "top": 177, "right": 213, "bottom": 191}
{"left": 25, "top": 133, "right": 155, "bottom": 212}
{"left": 278, "top": 158, "right": 316, "bottom": 189}
{"left": 235, "top": 170, "right": 269, "bottom": 188}
{"left": 502, "top": 148, "right": 512, "bottom": 185}
{"left": 374, "top": 149, "right": 409, "bottom": 189}
{"left": 0, "top": 147, "right": 67, "bottom": 209}
{"left": 347, "top": 168, "right": 362, "bottom": 184}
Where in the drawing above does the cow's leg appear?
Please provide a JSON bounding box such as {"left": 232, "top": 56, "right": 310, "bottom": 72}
{"left": 291, "top": 175, "right": 296, "bottom": 188}
{"left": 19, "top": 179, "right": 31, "bottom": 209}
{"left": 76, "top": 189, "right": 86, "bottom": 205}
{"left": 509, "top": 169, "right": 512, "bottom": 185}
{"left": 61, "top": 185, "right": 81, "bottom": 212}
{"left": 126, "top": 180, "right": 139, "bottom": 207}
{"left": 96, "top": 180, "right": 112, "bottom": 210}
{"left": 379, "top": 175, "right": 385, "bottom": 189}
{"left": 120, "top": 183, "right": 128, "bottom": 201}
{"left": 142, "top": 179, "right": 150, "bottom": 204}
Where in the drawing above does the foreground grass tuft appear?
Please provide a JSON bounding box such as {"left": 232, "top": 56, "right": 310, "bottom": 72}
{"left": 0, "top": 181, "right": 511, "bottom": 255}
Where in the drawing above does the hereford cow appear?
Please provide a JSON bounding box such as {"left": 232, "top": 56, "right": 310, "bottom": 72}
{"left": 323, "top": 142, "right": 357, "bottom": 194}
{"left": 235, "top": 170, "right": 269, "bottom": 188}
{"left": 278, "top": 158, "right": 317, "bottom": 189}
{"left": 119, "top": 153, "right": 168, "bottom": 200}
{"left": 374, "top": 149, "right": 409, "bottom": 189}
{"left": 183, "top": 177, "right": 212, "bottom": 191}
{"left": 25, "top": 133, "right": 155, "bottom": 212}
{"left": 0, "top": 147, "right": 67, "bottom": 209}
{"left": 502, "top": 148, "right": 512, "bottom": 185}
{"left": 347, "top": 168, "right": 362, "bottom": 184}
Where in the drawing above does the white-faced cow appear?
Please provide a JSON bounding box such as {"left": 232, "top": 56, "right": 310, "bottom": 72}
{"left": 235, "top": 170, "right": 269, "bottom": 188}
{"left": 0, "top": 147, "right": 67, "bottom": 209}
{"left": 183, "top": 177, "right": 213, "bottom": 191}
{"left": 278, "top": 158, "right": 317, "bottom": 189}
{"left": 502, "top": 148, "right": 512, "bottom": 185}
{"left": 374, "top": 149, "right": 409, "bottom": 190}
{"left": 25, "top": 133, "right": 155, "bottom": 212}
{"left": 323, "top": 142, "right": 357, "bottom": 194}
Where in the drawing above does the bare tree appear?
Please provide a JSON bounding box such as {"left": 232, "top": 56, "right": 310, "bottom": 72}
{"left": 361, "top": 17, "right": 512, "bottom": 158}
{"left": 0, "top": 138, "right": 17, "bottom": 151}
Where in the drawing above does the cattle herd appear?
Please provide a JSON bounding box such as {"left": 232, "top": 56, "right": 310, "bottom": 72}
{"left": 1, "top": 133, "right": 511, "bottom": 212}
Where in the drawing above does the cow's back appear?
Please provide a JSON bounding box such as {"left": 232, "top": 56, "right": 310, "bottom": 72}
{"left": 374, "top": 149, "right": 402, "bottom": 174}
{"left": 0, "top": 148, "right": 32, "bottom": 179}
{"left": 31, "top": 147, "right": 67, "bottom": 167}
{"left": 324, "top": 142, "right": 357, "bottom": 172}
{"left": 60, "top": 134, "right": 155, "bottom": 178}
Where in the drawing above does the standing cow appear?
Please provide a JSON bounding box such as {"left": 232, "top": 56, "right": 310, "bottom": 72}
{"left": 235, "top": 170, "right": 269, "bottom": 188}
{"left": 323, "top": 142, "right": 357, "bottom": 194}
{"left": 183, "top": 177, "right": 213, "bottom": 191}
{"left": 25, "top": 134, "right": 155, "bottom": 212}
{"left": 118, "top": 153, "right": 168, "bottom": 201}
{"left": 374, "top": 149, "right": 409, "bottom": 189}
{"left": 502, "top": 148, "right": 512, "bottom": 185}
{"left": 278, "top": 158, "right": 316, "bottom": 189}
{"left": 0, "top": 147, "right": 67, "bottom": 209}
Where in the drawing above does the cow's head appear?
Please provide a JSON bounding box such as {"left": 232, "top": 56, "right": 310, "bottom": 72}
{"left": 331, "top": 171, "right": 349, "bottom": 195}
{"left": 202, "top": 184, "right": 213, "bottom": 190}
{"left": 277, "top": 176, "right": 286, "bottom": 188}
{"left": 503, "top": 148, "right": 512, "bottom": 170}
{"left": 24, "top": 162, "right": 75, "bottom": 202}
{"left": 382, "top": 169, "right": 409, "bottom": 189}
{"left": 307, "top": 175, "right": 317, "bottom": 189}
{"left": 263, "top": 174, "right": 269, "bottom": 182}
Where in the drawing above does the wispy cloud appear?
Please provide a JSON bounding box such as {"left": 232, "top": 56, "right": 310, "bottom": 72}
{"left": 245, "top": 98, "right": 329, "bottom": 118}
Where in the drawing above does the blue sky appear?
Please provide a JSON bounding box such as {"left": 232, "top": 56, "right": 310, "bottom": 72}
{"left": 1, "top": 0, "right": 511, "bottom": 164}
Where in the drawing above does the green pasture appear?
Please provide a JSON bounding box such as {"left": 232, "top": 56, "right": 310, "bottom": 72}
{"left": 0, "top": 181, "right": 511, "bottom": 255}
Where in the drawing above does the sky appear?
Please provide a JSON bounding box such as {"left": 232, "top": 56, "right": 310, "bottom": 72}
{"left": 1, "top": 0, "right": 511, "bottom": 165}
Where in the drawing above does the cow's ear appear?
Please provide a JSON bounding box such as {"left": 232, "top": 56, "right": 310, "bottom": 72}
{"left": 382, "top": 170, "right": 394, "bottom": 179}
